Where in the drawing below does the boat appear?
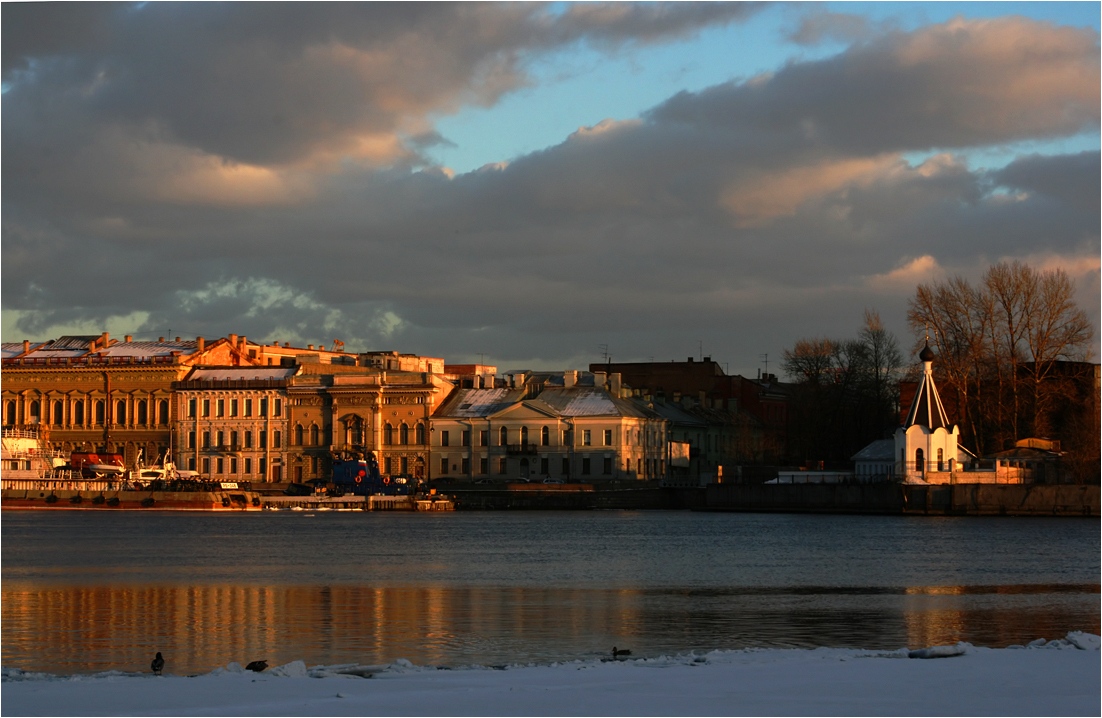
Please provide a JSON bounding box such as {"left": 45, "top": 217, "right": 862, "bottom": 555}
{"left": 1, "top": 428, "right": 264, "bottom": 511}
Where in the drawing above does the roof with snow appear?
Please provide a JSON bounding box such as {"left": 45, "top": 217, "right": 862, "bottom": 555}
{"left": 95, "top": 340, "right": 198, "bottom": 358}
{"left": 434, "top": 388, "right": 527, "bottom": 417}
{"left": 535, "top": 388, "right": 651, "bottom": 418}
{"left": 851, "top": 439, "right": 896, "bottom": 462}
{"left": 186, "top": 367, "right": 298, "bottom": 381}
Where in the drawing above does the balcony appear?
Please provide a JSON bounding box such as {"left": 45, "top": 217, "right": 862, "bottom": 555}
{"left": 505, "top": 443, "right": 538, "bottom": 455}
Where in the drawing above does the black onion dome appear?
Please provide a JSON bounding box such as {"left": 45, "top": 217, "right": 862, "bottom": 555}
{"left": 919, "top": 343, "right": 936, "bottom": 362}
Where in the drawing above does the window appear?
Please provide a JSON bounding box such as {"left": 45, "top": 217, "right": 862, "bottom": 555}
{"left": 189, "top": 457, "right": 197, "bottom": 472}
{"left": 937, "top": 448, "right": 944, "bottom": 472}
{"left": 216, "top": 430, "right": 224, "bottom": 447}
{"left": 384, "top": 457, "right": 393, "bottom": 474}
{"left": 310, "top": 425, "right": 319, "bottom": 446}
{"left": 400, "top": 423, "right": 409, "bottom": 445}
{"left": 383, "top": 423, "right": 393, "bottom": 445}
{"left": 244, "top": 399, "right": 253, "bottom": 417}
{"left": 95, "top": 400, "right": 105, "bottom": 425}
{"left": 416, "top": 424, "right": 426, "bottom": 445}
{"left": 244, "top": 458, "right": 252, "bottom": 474}
{"left": 53, "top": 401, "right": 64, "bottom": 426}
{"left": 115, "top": 400, "right": 126, "bottom": 425}
{"left": 603, "top": 429, "right": 612, "bottom": 446}
{"left": 230, "top": 399, "right": 238, "bottom": 417}
{"left": 216, "top": 399, "right": 224, "bottom": 417}
{"left": 440, "top": 457, "right": 449, "bottom": 475}
{"left": 295, "top": 425, "right": 304, "bottom": 445}
{"left": 273, "top": 431, "right": 281, "bottom": 449}
{"left": 202, "top": 431, "right": 211, "bottom": 448}
{"left": 461, "top": 457, "right": 470, "bottom": 475}
{"left": 187, "top": 431, "right": 196, "bottom": 449}
{"left": 520, "top": 426, "right": 529, "bottom": 446}
{"left": 73, "top": 402, "right": 84, "bottom": 425}
{"left": 441, "top": 430, "right": 450, "bottom": 447}
{"left": 498, "top": 457, "right": 508, "bottom": 474}
{"left": 582, "top": 458, "right": 591, "bottom": 475}
{"left": 401, "top": 457, "right": 409, "bottom": 475}
{"left": 186, "top": 398, "right": 196, "bottom": 418}
{"left": 137, "top": 400, "right": 148, "bottom": 425}
{"left": 260, "top": 398, "right": 268, "bottom": 416}
{"left": 259, "top": 458, "right": 266, "bottom": 477}
{"left": 562, "top": 458, "right": 570, "bottom": 476}
{"left": 915, "top": 448, "right": 924, "bottom": 473}
{"left": 462, "top": 430, "right": 470, "bottom": 447}
{"left": 244, "top": 431, "right": 253, "bottom": 449}
{"left": 540, "top": 458, "right": 549, "bottom": 475}
{"left": 274, "top": 399, "right": 282, "bottom": 417}
{"left": 583, "top": 430, "right": 591, "bottom": 446}
{"left": 202, "top": 399, "right": 210, "bottom": 417}
{"left": 259, "top": 431, "right": 267, "bottom": 449}
{"left": 4, "top": 401, "right": 14, "bottom": 425}
{"left": 202, "top": 458, "right": 211, "bottom": 474}
{"left": 480, "top": 430, "right": 489, "bottom": 446}
{"left": 216, "top": 458, "right": 224, "bottom": 474}
{"left": 480, "top": 458, "right": 489, "bottom": 474}
{"left": 158, "top": 400, "right": 169, "bottom": 425}
{"left": 231, "top": 431, "right": 239, "bottom": 448}
{"left": 541, "top": 426, "right": 549, "bottom": 446}
{"left": 603, "top": 457, "right": 613, "bottom": 475}
{"left": 500, "top": 427, "right": 508, "bottom": 446}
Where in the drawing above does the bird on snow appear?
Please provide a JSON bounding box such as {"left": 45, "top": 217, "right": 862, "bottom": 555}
{"left": 612, "top": 647, "right": 631, "bottom": 659}
{"left": 151, "top": 652, "right": 165, "bottom": 675}
{"left": 245, "top": 660, "right": 268, "bottom": 673}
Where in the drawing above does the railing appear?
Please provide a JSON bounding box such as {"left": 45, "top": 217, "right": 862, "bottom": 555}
{"left": 505, "top": 444, "right": 538, "bottom": 455}
{"left": 2, "top": 356, "right": 177, "bottom": 367}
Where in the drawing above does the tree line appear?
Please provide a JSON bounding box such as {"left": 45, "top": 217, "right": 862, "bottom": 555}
{"left": 780, "top": 261, "right": 1096, "bottom": 477}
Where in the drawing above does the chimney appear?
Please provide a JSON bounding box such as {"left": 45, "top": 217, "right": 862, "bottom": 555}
{"left": 197, "top": 336, "right": 205, "bottom": 352}
{"left": 175, "top": 337, "right": 181, "bottom": 342}
{"left": 308, "top": 344, "right": 314, "bottom": 350}
{"left": 593, "top": 371, "right": 607, "bottom": 389}
{"left": 125, "top": 335, "right": 133, "bottom": 343}
{"left": 687, "top": 357, "right": 694, "bottom": 363}
{"left": 22, "top": 340, "right": 30, "bottom": 354}
{"left": 229, "top": 334, "right": 237, "bottom": 347}
{"left": 610, "top": 373, "right": 622, "bottom": 396}
{"left": 564, "top": 370, "right": 577, "bottom": 388}
{"left": 239, "top": 336, "right": 246, "bottom": 350}
{"left": 158, "top": 337, "right": 165, "bottom": 343}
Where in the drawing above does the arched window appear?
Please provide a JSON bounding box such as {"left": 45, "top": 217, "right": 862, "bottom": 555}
{"left": 541, "top": 426, "right": 549, "bottom": 446}
{"left": 520, "top": 426, "right": 529, "bottom": 446}
{"left": 383, "top": 423, "right": 394, "bottom": 446}
{"left": 74, "top": 401, "right": 85, "bottom": 426}
{"left": 416, "top": 423, "right": 426, "bottom": 445}
{"left": 937, "top": 448, "right": 944, "bottom": 472}
{"left": 294, "top": 424, "right": 304, "bottom": 446}
{"left": 915, "top": 448, "right": 924, "bottom": 473}
{"left": 158, "top": 400, "right": 169, "bottom": 425}
{"left": 310, "top": 424, "right": 320, "bottom": 446}
{"left": 500, "top": 426, "right": 508, "bottom": 446}
{"left": 95, "top": 400, "right": 105, "bottom": 425}
{"left": 399, "top": 423, "right": 410, "bottom": 445}
{"left": 53, "top": 401, "right": 64, "bottom": 426}
{"left": 115, "top": 400, "right": 126, "bottom": 425}
{"left": 29, "top": 400, "right": 41, "bottom": 424}
{"left": 137, "top": 400, "right": 148, "bottom": 425}
{"left": 4, "top": 401, "right": 15, "bottom": 425}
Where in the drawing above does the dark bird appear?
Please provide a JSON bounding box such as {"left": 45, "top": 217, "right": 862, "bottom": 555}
{"left": 151, "top": 652, "right": 165, "bottom": 675}
{"left": 245, "top": 660, "right": 268, "bottom": 673}
{"left": 612, "top": 646, "right": 632, "bottom": 659}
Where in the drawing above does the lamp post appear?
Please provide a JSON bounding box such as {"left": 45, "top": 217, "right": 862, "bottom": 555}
{"left": 426, "top": 426, "right": 434, "bottom": 495}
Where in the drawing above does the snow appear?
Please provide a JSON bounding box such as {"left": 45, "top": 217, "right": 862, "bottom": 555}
{"left": 3, "top": 634, "right": 1099, "bottom": 716}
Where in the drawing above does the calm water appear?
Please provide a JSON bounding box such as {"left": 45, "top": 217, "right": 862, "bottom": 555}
{"left": 2, "top": 510, "right": 1098, "bottom": 675}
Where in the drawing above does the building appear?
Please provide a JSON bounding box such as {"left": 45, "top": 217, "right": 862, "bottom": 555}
{"left": 1, "top": 334, "right": 253, "bottom": 467}
{"left": 430, "top": 370, "right": 667, "bottom": 483}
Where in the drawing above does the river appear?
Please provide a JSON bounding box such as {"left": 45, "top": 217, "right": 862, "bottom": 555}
{"left": 2, "top": 510, "right": 1098, "bottom": 675}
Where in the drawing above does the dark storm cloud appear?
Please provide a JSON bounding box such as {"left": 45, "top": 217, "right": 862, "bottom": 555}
{"left": 2, "top": 8, "right": 1098, "bottom": 370}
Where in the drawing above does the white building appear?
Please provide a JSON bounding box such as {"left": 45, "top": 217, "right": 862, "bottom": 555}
{"left": 894, "top": 344, "right": 961, "bottom": 482}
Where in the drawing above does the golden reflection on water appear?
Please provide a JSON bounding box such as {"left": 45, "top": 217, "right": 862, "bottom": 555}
{"left": 1, "top": 583, "right": 647, "bottom": 675}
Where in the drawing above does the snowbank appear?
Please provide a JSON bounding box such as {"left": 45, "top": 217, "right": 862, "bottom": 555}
{"left": 3, "top": 634, "right": 1099, "bottom": 717}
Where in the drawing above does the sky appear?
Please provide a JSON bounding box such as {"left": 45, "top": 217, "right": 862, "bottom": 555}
{"left": 2, "top": 2, "right": 1099, "bottom": 376}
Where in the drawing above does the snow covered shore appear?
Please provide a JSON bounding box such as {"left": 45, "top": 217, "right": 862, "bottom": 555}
{"left": 4, "top": 634, "right": 1099, "bottom": 717}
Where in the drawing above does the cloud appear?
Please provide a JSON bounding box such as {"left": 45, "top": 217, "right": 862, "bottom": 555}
{"left": 2, "top": 11, "right": 1098, "bottom": 371}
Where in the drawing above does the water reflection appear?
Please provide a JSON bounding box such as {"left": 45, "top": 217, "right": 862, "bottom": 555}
{"left": 3, "top": 582, "right": 1096, "bottom": 675}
